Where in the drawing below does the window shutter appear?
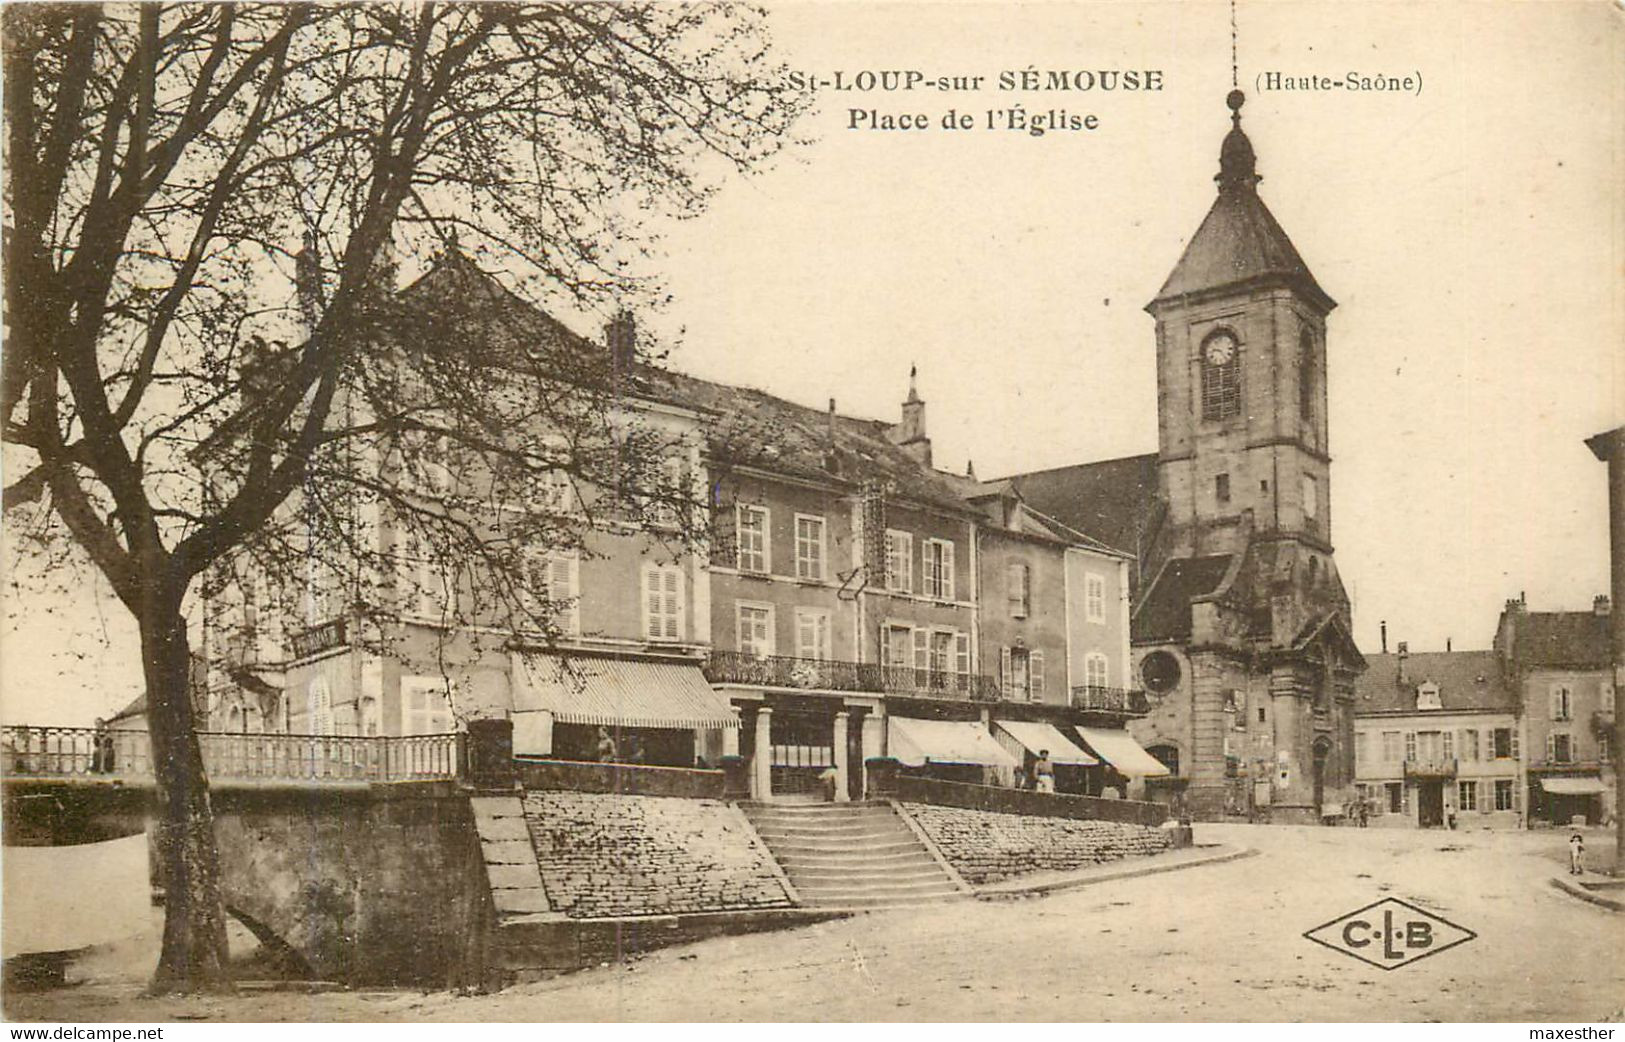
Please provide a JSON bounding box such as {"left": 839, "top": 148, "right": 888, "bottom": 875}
{"left": 663, "top": 567, "right": 681, "bottom": 639}
{"left": 1511, "top": 729, "right": 1519, "bottom": 760}
{"left": 1000, "top": 647, "right": 1013, "bottom": 693}
{"left": 942, "top": 542, "right": 955, "bottom": 601}
{"left": 879, "top": 625, "right": 891, "bottom": 667}
{"left": 644, "top": 568, "right": 661, "bottom": 639}
{"left": 1550, "top": 687, "right": 1562, "bottom": 721}
{"left": 912, "top": 628, "right": 928, "bottom": 670}
{"left": 1031, "top": 650, "right": 1045, "bottom": 699}
{"left": 954, "top": 632, "right": 971, "bottom": 675}
{"left": 1008, "top": 564, "right": 1024, "bottom": 616}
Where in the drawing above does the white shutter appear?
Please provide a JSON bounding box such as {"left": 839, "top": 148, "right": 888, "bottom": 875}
{"left": 1000, "top": 647, "right": 1013, "bottom": 693}
{"left": 1550, "top": 686, "right": 1563, "bottom": 721}
{"left": 1031, "top": 649, "right": 1045, "bottom": 699}
{"left": 644, "top": 568, "right": 662, "bottom": 639}
{"left": 954, "top": 632, "right": 971, "bottom": 676}
{"left": 912, "top": 628, "right": 928, "bottom": 670}
{"left": 942, "top": 541, "right": 955, "bottom": 601}
{"left": 662, "top": 567, "right": 682, "bottom": 639}
{"left": 879, "top": 625, "right": 891, "bottom": 667}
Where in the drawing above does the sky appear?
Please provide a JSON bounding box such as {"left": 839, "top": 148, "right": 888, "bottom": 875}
{"left": 3, "top": 1, "right": 1621, "bottom": 726}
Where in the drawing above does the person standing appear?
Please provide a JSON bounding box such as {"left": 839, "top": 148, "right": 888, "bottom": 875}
{"left": 1033, "top": 750, "right": 1055, "bottom": 794}
{"left": 1569, "top": 832, "right": 1586, "bottom": 876}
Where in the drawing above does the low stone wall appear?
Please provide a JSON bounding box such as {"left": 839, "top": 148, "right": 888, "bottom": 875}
{"left": 899, "top": 801, "right": 1173, "bottom": 885}
{"left": 895, "top": 775, "right": 1168, "bottom": 826}
{"left": 515, "top": 758, "right": 724, "bottom": 799}
{"left": 521, "top": 791, "right": 793, "bottom": 919}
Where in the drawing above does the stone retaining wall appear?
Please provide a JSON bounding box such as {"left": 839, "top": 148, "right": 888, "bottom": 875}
{"left": 899, "top": 801, "right": 1172, "bottom": 885}
{"left": 521, "top": 791, "right": 792, "bottom": 919}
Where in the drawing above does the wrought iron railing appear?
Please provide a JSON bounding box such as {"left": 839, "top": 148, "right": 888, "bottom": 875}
{"left": 1070, "top": 686, "right": 1150, "bottom": 714}
{"left": 0, "top": 725, "right": 460, "bottom": 783}
{"left": 703, "top": 651, "right": 1001, "bottom": 702}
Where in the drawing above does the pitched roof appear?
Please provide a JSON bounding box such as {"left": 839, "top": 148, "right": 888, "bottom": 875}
{"left": 1353, "top": 651, "right": 1514, "bottom": 715}
{"left": 107, "top": 692, "right": 147, "bottom": 724}
{"left": 1132, "top": 554, "right": 1233, "bottom": 643}
{"left": 1001, "top": 453, "right": 1159, "bottom": 558}
{"left": 1512, "top": 611, "right": 1612, "bottom": 669}
{"left": 1150, "top": 187, "right": 1332, "bottom": 311}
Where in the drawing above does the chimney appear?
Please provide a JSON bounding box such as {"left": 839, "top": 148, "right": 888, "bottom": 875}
{"left": 966, "top": 459, "right": 977, "bottom": 480}
{"left": 824, "top": 399, "right": 842, "bottom": 474}
{"left": 606, "top": 310, "right": 636, "bottom": 372}
{"left": 887, "top": 365, "right": 932, "bottom": 466}
{"left": 1446, "top": 637, "right": 1452, "bottom": 652}
{"left": 1380, "top": 620, "right": 1388, "bottom": 654}
{"left": 1595, "top": 595, "right": 1611, "bottom": 616}
{"left": 1396, "top": 641, "right": 1409, "bottom": 684}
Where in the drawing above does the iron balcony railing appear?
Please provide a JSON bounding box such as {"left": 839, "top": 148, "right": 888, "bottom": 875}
{"left": 1403, "top": 757, "right": 1458, "bottom": 780}
{"left": 703, "top": 651, "right": 1002, "bottom": 703}
{"left": 0, "top": 725, "right": 460, "bottom": 783}
{"left": 1069, "top": 686, "right": 1151, "bottom": 714}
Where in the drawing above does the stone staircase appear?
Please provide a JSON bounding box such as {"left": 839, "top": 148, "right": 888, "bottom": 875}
{"left": 741, "top": 800, "right": 965, "bottom": 909}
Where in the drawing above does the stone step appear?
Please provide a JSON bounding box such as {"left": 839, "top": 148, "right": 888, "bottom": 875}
{"left": 776, "top": 853, "right": 943, "bottom": 873}
{"left": 767, "top": 837, "right": 924, "bottom": 857}
{"left": 796, "top": 892, "right": 967, "bottom": 909}
{"left": 752, "top": 823, "right": 911, "bottom": 841}
{"left": 787, "top": 866, "right": 951, "bottom": 886}
{"left": 745, "top": 809, "right": 900, "bottom": 826}
{"left": 792, "top": 876, "right": 961, "bottom": 896}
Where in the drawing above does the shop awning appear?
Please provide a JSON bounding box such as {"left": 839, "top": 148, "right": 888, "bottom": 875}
{"left": 1074, "top": 726, "right": 1171, "bottom": 778}
{"left": 994, "top": 720, "right": 1099, "bottom": 766}
{"left": 889, "top": 716, "right": 1019, "bottom": 769}
{"left": 1539, "top": 776, "right": 1607, "bottom": 796}
{"left": 515, "top": 653, "right": 739, "bottom": 730}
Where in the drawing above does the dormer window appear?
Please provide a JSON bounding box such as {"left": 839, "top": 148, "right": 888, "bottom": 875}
{"left": 1416, "top": 682, "right": 1442, "bottom": 711}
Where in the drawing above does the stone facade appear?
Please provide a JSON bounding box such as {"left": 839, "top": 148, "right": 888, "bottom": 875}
{"left": 898, "top": 802, "right": 1171, "bottom": 885}
{"left": 521, "top": 791, "right": 793, "bottom": 919}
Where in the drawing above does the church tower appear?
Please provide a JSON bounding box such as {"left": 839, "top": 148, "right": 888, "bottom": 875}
{"left": 1126, "top": 91, "right": 1364, "bottom": 825}
{"left": 1146, "top": 90, "right": 1335, "bottom": 564}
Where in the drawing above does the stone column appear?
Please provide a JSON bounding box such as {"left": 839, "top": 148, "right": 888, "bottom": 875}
{"left": 723, "top": 707, "right": 740, "bottom": 757}
{"left": 832, "top": 712, "right": 850, "bottom": 802}
{"left": 752, "top": 706, "right": 773, "bottom": 802}
{"left": 861, "top": 711, "right": 886, "bottom": 799}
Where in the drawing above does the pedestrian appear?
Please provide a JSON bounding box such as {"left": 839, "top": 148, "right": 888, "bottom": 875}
{"left": 1569, "top": 832, "right": 1585, "bottom": 876}
{"left": 595, "top": 726, "right": 618, "bottom": 763}
{"left": 1033, "top": 749, "right": 1055, "bottom": 794}
{"left": 1357, "top": 795, "right": 1369, "bottom": 828}
{"left": 818, "top": 765, "right": 839, "bottom": 802}
{"left": 91, "top": 717, "right": 115, "bottom": 774}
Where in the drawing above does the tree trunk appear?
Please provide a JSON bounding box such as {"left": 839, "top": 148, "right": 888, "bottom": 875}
{"left": 140, "top": 599, "right": 233, "bottom": 993}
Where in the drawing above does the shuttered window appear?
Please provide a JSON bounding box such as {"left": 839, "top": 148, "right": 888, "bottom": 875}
{"left": 644, "top": 564, "right": 684, "bottom": 641}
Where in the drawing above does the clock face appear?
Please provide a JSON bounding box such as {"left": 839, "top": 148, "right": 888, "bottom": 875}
{"left": 1204, "top": 332, "right": 1237, "bottom": 366}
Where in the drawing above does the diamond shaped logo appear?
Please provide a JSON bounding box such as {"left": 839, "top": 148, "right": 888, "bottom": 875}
{"left": 1304, "top": 897, "right": 1476, "bottom": 971}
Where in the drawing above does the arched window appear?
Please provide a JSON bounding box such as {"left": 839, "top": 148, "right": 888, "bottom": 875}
{"left": 307, "top": 677, "right": 334, "bottom": 736}
{"left": 1147, "top": 744, "right": 1180, "bottom": 776}
{"left": 1199, "top": 330, "right": 1242, "bottom": 421}
{"left": 1299, "top": 328, "right": 1316, "bottom": 420}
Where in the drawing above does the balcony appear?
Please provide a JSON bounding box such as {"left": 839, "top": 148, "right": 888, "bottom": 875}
{"left": 702, "top": 651, "right": 1001, "bottom": 703}
{"left": 1403, "top": 757, "right": 1458, "bottom": 780}
{"left": 1070, "top": 686, "right": 1150, "bottom": 715}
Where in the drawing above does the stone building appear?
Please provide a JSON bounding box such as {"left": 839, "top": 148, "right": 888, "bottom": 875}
{"left": 1003, "top": 92, "right": 1366, "bottom": 823}
{"left": 1353, "top": 647, "right": 1523, "bottom": 829}
{"left": 1495, "top": 595, "right": 1617, "bottom": 826}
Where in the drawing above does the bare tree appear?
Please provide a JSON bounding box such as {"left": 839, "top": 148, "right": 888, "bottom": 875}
{"left": 2, "top": 1, "right": 801, "bottom": 991}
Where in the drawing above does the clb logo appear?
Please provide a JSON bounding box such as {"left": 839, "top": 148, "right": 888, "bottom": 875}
{"left": 1303, "top": 897, "right": 1476, "bottom": 970}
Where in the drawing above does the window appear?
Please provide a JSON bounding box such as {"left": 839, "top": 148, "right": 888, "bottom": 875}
{"left": 404, "top": 427, "right": 456, "bottom": 496}
{"left": 954, "top": 632, "right": 971, "bottom": 680}
{"left": 737, "top": 603, "right": 774, "bottom": 659}
{"left": 1494, "top": 779, "right": 1516, "bottom": 811}
{"left": 1441, "top": 730, "right": 1454, "bottom": 760}
{"left": 1382, "top": 731, "right": 1402, "bottom": 763}
{"left": 307, "top": 678, "right": 334, "bottom": 736}
{"left": 884, "top": 530, "right": 913, "bottom": 593}
{"left": 643, "top": 564, "right": 684, "bottom": 641}
{"left": 794, "top": 609, "right": 830, "bottom": 661}
{"left": 1603, "top": 683, "right": 1616, "bottom": 713}
{"left": 922, "top": 539, "right": 955, "bottom": 601}
{"left": 1299, "top": 328, "right": 1316, "bottom": 420}
{"left": 399, "top": 528, "right": 456, "bottom": 620}
{"left": 736, "top": 506, "right": 769, "bottom": 574}
{"left": 1457, "top": 780, "right": 1477, "bottom": 812}
{"left": 1008, "top": 563, "right": 1031, "bottom": 618}
{"left": 1215, "top": 473, "right": 1230, "bottom": 504}
{"left": 1491, "top": 727, "right": 1515, "bottom": 759}
{"left": 1550, "top": 684, "right": 1573, "bottom": 722}
{"left": 1461, "top": 729, "right": 1479, "bottom": 762}
{"left": 794, "top": 515, "right": 826, "bottom": 581}
{"left": 1302, "top": 474, "right": 1319, "bottom": 521}
{"left": 536, "top": 469, "right": 576, "bottom": 515}
{"left": 880, "top": 624, "right": 913, "bottom": 670}
{"left": 1258, "top": 704, "right": 1267, "bottom": 724}
{"left": 1354, "top": 731, "right": 1368, "bottom": 766}
{"left": 1404, "top": 731, "right": 1417, "bottom": 762}
{"left": 1549, "top": 732, "right": 1573, "bottom": 764}
{"left": 1199, "top": 330, "right": 1242, "bottom": 421}
{"left": 520, "top": 549, "right": 579, "bottom": 635}
{"left": 929, "top": 631, "right": 955, "bottom": 689}
{"left": 1085, "top": 573, "right": 1107, "bottom": 623}
{"left": 357, "top": 696, "right": 380, "bottom": 738}
{"left": 401, "top": 676, "right": 454, "bottom": 736}
{"left": 1000, "top": 646, "right": 1044, "bottom": 701}
{"left": 1084, "top": 652, "right": 1109, "bottom": 691}
{"left": 1386, "top": 782, "right": 1403, "bottom": 814}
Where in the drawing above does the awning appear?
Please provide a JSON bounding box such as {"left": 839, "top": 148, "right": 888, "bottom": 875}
{"left": 994, "top": 720, "right": 1099, "bottom": 766}
{"left": 889, "top": 716, "right": 1018, "bottom": 769}
{"left": 1074, "top": 726, "right": 1171, "bottom": 778}
{"left": 1539, "top": 776, "right": 1607, "bottom": 796}
{"left": 515, "top": 653, "right": 739, "bottom": 730}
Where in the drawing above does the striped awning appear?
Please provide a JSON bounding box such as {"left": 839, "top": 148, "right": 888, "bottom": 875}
{"left": 515, "top": 653, "right": 739, "bottom": 730}
{"left": 994, "top": 720, "right": 1099, "bottom": 766}
{"left": 1074, "top": 726, "right": 1170, "bottom": 778}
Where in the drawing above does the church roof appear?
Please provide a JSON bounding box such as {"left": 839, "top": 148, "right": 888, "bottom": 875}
{"left": 1354, "top": 651, "right": 1514, "bottom": 715}
{"left": 1149, "top": 92, "right": 1334, "bottom": 313}
{"left": 1000, "top": 452, "right": 1159, "bottom": 558}
{"left": 1132, "top": 554, "right": 1234, "bottom": 642}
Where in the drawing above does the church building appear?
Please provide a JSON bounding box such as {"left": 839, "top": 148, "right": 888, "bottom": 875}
{"left": 1006, "top": 91, "right": 1366, "bottom": 823}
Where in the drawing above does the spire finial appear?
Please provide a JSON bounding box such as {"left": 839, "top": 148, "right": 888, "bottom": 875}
{"left": 906, "top": 364, "right": 921, "bottom": 403}
{"left": 1216, "top": 89, "right": 1260, "bottom": 194}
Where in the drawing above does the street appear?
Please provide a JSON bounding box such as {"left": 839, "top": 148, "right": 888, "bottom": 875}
{"left": 9, "top": 823, "right": 1622, "bottom": 1022}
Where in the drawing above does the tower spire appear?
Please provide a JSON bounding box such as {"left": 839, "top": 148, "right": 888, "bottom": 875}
{"left": 1215, "top": 89, "right": 1261, "bottom": 194}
